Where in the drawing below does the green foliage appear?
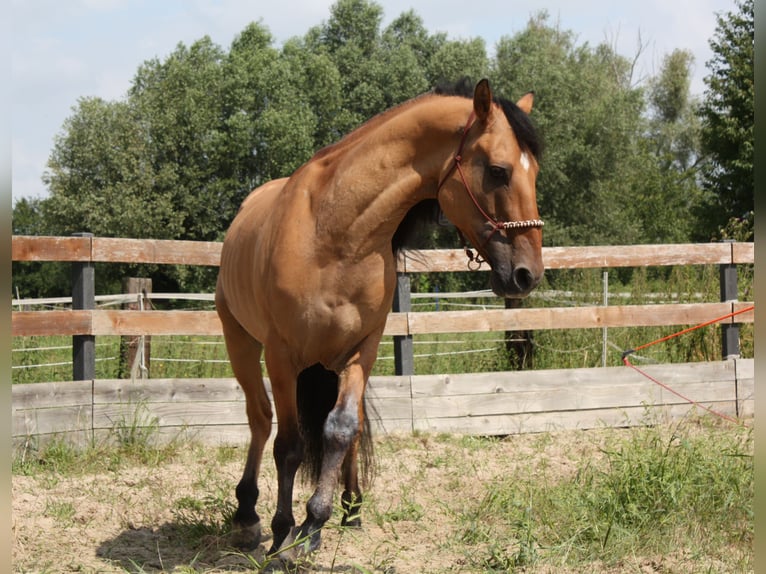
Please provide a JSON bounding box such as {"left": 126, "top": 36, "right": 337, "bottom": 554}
{"left": 697, "top": 0, "right": 754, "bottom": 239}
{"left": 13, "top": 416, "right": 180, "bottom": 476}
{"left": 173, "top": 491, "right": 237, "bottom": 540}
{"left": 16, "top": 0, "right": 752, "bottom": 298}
{"left": 489, "top": 13, "right": 704, "bottom": 246}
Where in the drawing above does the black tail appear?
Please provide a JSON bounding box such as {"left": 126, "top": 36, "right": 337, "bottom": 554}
{"left": 296, "top": 363, "right": 374, "bottom": 486}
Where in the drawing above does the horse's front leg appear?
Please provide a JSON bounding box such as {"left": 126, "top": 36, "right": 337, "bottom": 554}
{"left": 278, "top": 362, "right": 368, "bottom": 560}
{"left": 340, "top": 438, "right": 363, "bottom": 528}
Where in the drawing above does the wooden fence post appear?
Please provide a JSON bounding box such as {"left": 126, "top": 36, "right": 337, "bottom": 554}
{"left": 505, "top": 298, "right": 534, "bottom": 369}
{"left": 393, "top": 273, "right": 414, "bottom": 376}
{"left": 119, "top": 277, "right": 152, "bottom": 379}
{"left": 719, "top": 239, "right": 740, "bottom": 359}
{"left": 71, "top": 232, "right": 95, "bottom": 381}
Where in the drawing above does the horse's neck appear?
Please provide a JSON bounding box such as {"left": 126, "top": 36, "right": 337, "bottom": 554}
{"left": 312, "top": 97, "right": 470, "bottom": 249}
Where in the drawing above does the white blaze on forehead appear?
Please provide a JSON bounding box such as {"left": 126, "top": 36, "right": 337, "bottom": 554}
{"left": 519, "top": 152, "right": 530, "bottom": 172}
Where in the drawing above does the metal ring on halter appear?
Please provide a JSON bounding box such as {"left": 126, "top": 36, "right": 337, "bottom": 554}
{"left": 467, "top": 255, "right": 484, "bottom": 271}
{"left": 464, "top": 245, "right": 485, "bottom": 270}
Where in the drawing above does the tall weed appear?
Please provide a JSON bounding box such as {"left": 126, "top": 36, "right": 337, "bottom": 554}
{"left": 453, "top": 417, "right": 753, "bottom": 569}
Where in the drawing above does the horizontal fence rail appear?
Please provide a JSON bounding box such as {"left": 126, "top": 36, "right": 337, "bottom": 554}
{"left": 12, "top": 236, "right": 754, "bottom": 381}
{"left": 10, "top": 302, "right": 756, "bottom": 338}
{"left": 12, "top": 235, "right": 755, "bottom": 268}
{"left": 12, "top": 359, "right": 754, "bottom": 445}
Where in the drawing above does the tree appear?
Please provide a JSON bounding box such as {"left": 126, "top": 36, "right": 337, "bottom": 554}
{"left": 43, "top": 97, "right": 180, "bottom": 239}
{"left": 491, "top": 13, "right": 648, "bottom": 246}
{"left": 25, "top": 1, "right": 725, "bottom": 300}
{"left": 641, "top": 49, "right": 704, "bottom": 243}
{"left": 128, "top": 37, "right": 231, "bottom": 241}
{"left": 697, "top": 0, "right": 754, "bottom": 239}
{"left": 648, "top": 50, "right": 701, "bottom": 170}
{"left": 12, "top": 198, "right": 70, "bottom": 298}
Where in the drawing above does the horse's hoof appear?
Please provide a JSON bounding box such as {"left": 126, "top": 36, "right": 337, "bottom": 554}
{"left": 230, "top": 520, "right": 261, "bottom": 550}
{"left": 341, "top": 515, "right": 362, "bottom": 529}
{"left": 272, "top": 526, "right": 321, "bottom": 565}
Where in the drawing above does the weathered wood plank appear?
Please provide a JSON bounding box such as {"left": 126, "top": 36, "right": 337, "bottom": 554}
{"left": 91, "top": 310, "right": 223, "bottom": 336}
{"left": 732, "top": 302, "right": 755, "bottom": 322}
{"left": 92, "top": 237, "right": 221, "bottom": 266}
{"left": 11, "top": 361, "right": 751, "bottom": 442}
{"left": 382, "top": 313, "right": 409, "bottom": 336}
{"left": 411, "top": 361, "right": 737, "bottom": 397}
{"left": 369, "top": 418, "right": 413, "bottom": 434}
{"left": 539, "top": 244, "right": 733, "bottom": 269}
{"left": 13, "top": 300, "right": 754, "bottom": 337}
{"left": 367, "top": 397, "right": 414, "bottom": 421}
{"left": 93, "top": 401, "right": 250, "bottom": 429}
{"left": 13, "top": 237, "right": 752, "bottom": 269}
{"left": 367, "top": 376, "right": 413, "bottom": 399}
{"left": 12, "top": 310, "right": 92, "bottom": 336}
{"left": 406, "top": 302, "right": 750, "bottom": 334}
{"left": 413, "top": 402, "right": 738, "bottom": 435}
{"left": 732, "top": 242, "right": 754, "bottom": 264}
{"left": 12, "top": 235, "right": 91, "bottom": 262}
{"left": 399, "top": 249, "right": 469, "bottom": 273}
{"left": 12, "top": 380, "right": 94, "bottom": 409}
{"left": 94, "top": 378, "right": 248, "bottom": 403}
{"left": 735, "top": 358, "right": 754, "bottom": 418}
{"left": 736, "top": 358, "right": 754, "bottom": 380}
{"left": 412, "top": 381, "right": 733, "bottom": 420}
{"left": 91, "top": 380, "right": 411, "bottom": 429}
{"left": 13, "top": 405, "right": 92, "bottom": 437}
{"left": 398, "top": 244, "right": 737, "bottom": 272}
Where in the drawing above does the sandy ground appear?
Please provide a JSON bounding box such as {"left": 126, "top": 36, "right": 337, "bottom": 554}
{"left": 11, "top": 428, "right": 747, "bottom": 573}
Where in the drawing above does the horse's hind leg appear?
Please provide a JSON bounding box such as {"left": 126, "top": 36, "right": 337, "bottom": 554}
{"left": 264, "top": 344, "right": 304, "bottom": 555}
{"left": 216, "top": 290, "right": 272, "bottom": 549}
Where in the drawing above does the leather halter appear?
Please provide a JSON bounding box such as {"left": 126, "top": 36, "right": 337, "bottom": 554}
{"left": 436, "top": 111, "right": 544, "bottom": 268}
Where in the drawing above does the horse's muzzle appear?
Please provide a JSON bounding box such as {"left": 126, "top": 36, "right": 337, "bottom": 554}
{"left": 490, "top": 265, "right": 542, "bottom": 298}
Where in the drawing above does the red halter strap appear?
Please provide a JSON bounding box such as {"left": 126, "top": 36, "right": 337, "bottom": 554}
{"left": 436, "top": 112, "right": 544, "bottom": 267}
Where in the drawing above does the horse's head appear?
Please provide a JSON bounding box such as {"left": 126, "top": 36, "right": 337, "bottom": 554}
{"left": 437, "top": 79, "right": 544, "bottom": 298}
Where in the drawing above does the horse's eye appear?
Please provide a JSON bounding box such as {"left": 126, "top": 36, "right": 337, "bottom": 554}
{"left": 489, "top": 165, "right": 509, "bottom": 183}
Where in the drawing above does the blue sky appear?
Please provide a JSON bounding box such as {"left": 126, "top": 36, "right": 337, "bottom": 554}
{"left": 11, "top": 0, "right": 735, "bottom": 201}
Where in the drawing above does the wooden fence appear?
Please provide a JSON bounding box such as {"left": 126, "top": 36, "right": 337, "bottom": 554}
{"left": 12, "top": 359, "right": 754, "bottom": 447}
{"left": 11, "top": 236, "right": 755, "bottom": 445}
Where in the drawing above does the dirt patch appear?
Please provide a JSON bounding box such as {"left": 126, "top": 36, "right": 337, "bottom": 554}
{"left": 12, "top": 426, "right": 749, "bottom": 573}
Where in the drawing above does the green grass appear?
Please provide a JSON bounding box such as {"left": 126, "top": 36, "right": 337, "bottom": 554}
{"left": 449, "top": 418, "right": 753, "bottom": 571}
{"left": 12, "top": 416, "right": 753, "bottom": 573}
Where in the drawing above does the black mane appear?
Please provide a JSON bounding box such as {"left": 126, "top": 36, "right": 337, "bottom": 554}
{"left": 392, "top": 79, "right": 542, "bottom": 254}
{"left": 434, "top": 77, "right": 542, "bottom": 159}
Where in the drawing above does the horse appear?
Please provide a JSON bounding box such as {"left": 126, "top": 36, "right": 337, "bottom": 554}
{"left": 215, "top": 78, "right": 544, "bottom": 561}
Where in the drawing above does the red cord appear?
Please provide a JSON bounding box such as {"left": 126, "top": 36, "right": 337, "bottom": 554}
{"left": 622, "top": 305, "right": 754, "bottom": 425}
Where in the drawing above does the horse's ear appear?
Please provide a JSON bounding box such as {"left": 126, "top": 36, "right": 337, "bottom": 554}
{"left": 473, "top": 79, "right": 492, "bottom": 121}
{"left": 516, "top": 91, "right": 535, "bottom": 115}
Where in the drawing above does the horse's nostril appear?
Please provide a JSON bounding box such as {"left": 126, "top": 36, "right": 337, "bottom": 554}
{"left": 512, "top": 266, "right": 535, "bottom": 293}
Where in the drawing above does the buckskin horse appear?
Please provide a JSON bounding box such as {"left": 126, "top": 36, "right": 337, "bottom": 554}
{"left": 215, "top": 78, "right": 544, "bottom": 561}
